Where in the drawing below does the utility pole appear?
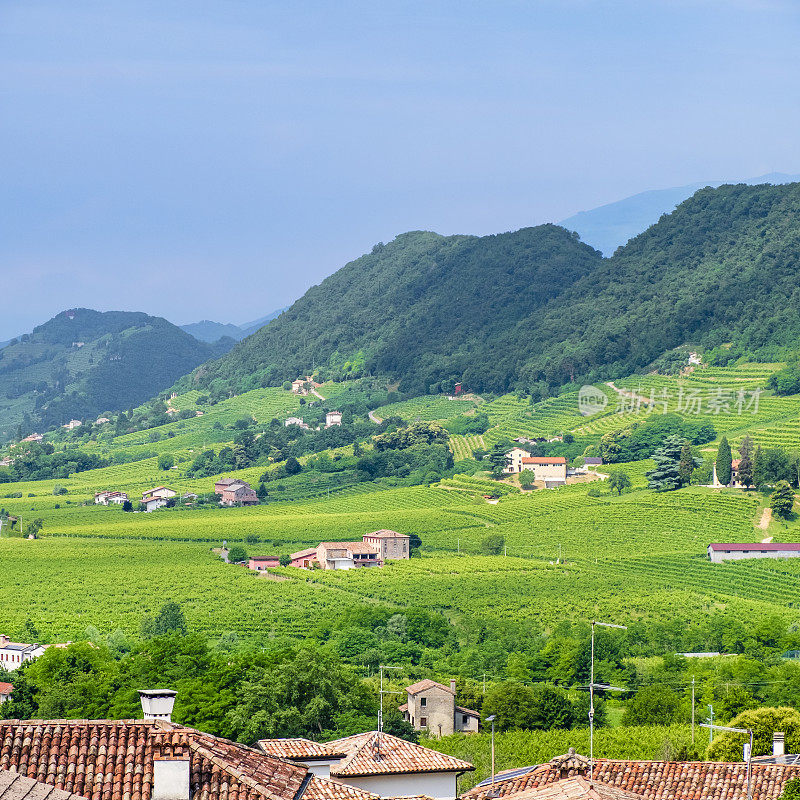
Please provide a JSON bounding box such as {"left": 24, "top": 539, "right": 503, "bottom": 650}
{"left": 707, "top": 705, "right": 714, "bottom": 744}
{"left": 589, "top": 621, "right": 627, "bottom": 781}
{"left": 701, "top": 723, "right": 753, "bottom": 800}
{"left": 691, "top": 677, "right": 696, "bottom": 744}
{"left": 377, "top": 665, "right": 401, "bottom": 761}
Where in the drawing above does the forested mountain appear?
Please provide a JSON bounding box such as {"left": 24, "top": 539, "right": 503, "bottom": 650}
{"left": 179, "top": 308, "right": 287, "bottom": 343}
{"left": 520, "top": 182, "right": 800, "bottom": 387}
{"left": 0, "top": 309, "right": 232, "bottom": 439}
{"left": 184, "top": 225, "right": 603, "bottom": 397}
{"left": 185, "top": 182, "right": 800, "bottom": 398}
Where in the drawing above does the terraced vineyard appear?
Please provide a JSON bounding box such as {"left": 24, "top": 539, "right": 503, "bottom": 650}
{"left": 375, "top": 395, "right": 480, "bottom": 422}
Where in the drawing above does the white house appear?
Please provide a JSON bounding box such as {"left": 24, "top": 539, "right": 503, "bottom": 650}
{"left": 708, "top": 543, "right": 800, "bottom": 563}
{"left": 521, "top": 456, "right": 568, "bottom": 486}
{"left": 326, "top": 411, "right": 343, "bottom": 428}
{"left": 285, "top": 417, "right": 306, "bottom": 428}
{"left": 142, "top": 496, "right": 169, "bottom": 512}
{"left": 259, "top": 731, "right": 473, "bottom": 800}
{"left": 503, "top": 447, "right": 533, "bottom": 474}
{"left": 0, "top": 635, "right": 47, "bottom": 671}
{"left": 95, "top": 490, "right": 129, "bottom": 506}
{"left": 142, "top": 486, "right": 177, "bottom": 500}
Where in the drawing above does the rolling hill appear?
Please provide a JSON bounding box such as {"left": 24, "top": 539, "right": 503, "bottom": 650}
{"left": 0, "top": 309, "right": 232, "bottom": 439}
{"left": 184, "top": 182, "right": 800, "bottom": 398}
{"left": 179, "top": 307, "right": 289, "bottom": 343}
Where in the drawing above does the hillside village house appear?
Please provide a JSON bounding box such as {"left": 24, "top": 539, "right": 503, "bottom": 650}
{"left": 503, "top": 447, "right": 533, "bottom": 473}
{"left": 142, "top": 496, "right": 169, "bottom": 512}
{"left": 583, "top": 457, "right": 603, "bottom": 468}
{"left": 142, "top": 486, "right": 176, "bottom": 500}
{"left": 362, "top": 530, "right": 410, "bottom": 560}
{"left": 326, "top": 411, "right": 343, "bottom": 428}
{"left": 215, "top": 478, "right": 259, "bottom": 506}
{"left": 399, "top": 679, "right": 479, "bottom": 738}
{"left": 285, "top": 417, "right": 311, "bottom": 429}
{"left": 259, "top": 731, "right": 474, "bottom": 800}
{"left": 708, "top": 542, "right": 800, "bottom": 563}
{"left": 0, "top": 681, "right": 12, "bottom": 704}
{"left": 94, "top": 490, "right": 129, "bottom": 505}
{"left": 291, "top": 532, "right": 411, "bottom": 570}
{"left": 0, "top": 635, "right": 46, "bottom": 671}
{"left": 713, "top": 458, "right": 745, "bottom": 488}
{"left": 505, "top": 450, "right": 568, "bottom": 485}
{"left": 21, "top": 433, "right": 42, "bottom": 443}
{"left": 248, "top": 556, "right": 280, "bottom": 571}
{"left": 63, "top": 419, "right": 82, "bottom": 430}
{"left": 292, "top": 379, "right": 309, "bottom": 395}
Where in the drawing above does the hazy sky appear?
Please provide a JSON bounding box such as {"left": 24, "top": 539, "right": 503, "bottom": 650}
{"left": 2, "top": 0, "right": 799, "bottom": 339}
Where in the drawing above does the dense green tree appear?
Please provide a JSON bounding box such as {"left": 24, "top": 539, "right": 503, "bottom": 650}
{"left": 607, "top": 470, "right": 632, "bottom": 495}
{"left": 771, "top": 482, "right": 796, "bottom": 519}
{"left": 158, "top": 453, "right": 174, "bottom": 471}
{"left": 738, "top": 435, "right": 755, "bottom": 488}
{"left": 481, "top": 533, "right": 505, "bottom": 555}
{"left": 647, "top": 436, "right": 694, "bottom": 492}
{"left": 678, "top": 444, "right": 695, "bottom": 487}
{"left": 716, "top": 437, "right": 733, "bottom": 486}
{"left": 488, "top": 444, "right": 511, "bottom": 477}
{"left": 622, "top": 685, "right": 684, "bottom": 726}
{"left": 228, "top": 545, "right": 248, "bottom": 564}
{"left": 708, "top": 707, "right": 800, "bottom": 760}
{"left": 754, "top": 445, "right": 766, "bottom": 487}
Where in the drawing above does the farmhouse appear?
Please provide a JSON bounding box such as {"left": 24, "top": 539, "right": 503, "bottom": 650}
{"left": 21, "top": 433, "right": 42, "bottom": 443}
{"left": 94, "top": 490, "right": 129, "bottom": 505}
{"left": 259, "top": 731, "right": 473, "bottom": 800}
{"left": 713, "top": 458, "right": 745, "bottom": 488}
{"left": 461, "top": 746, "right": 800, "bottom": 800}
{"left": 326, "top": 411, "right": 343, "bottom": 428}
{"left": 142, "top": 486, "right": 176, "bottom": 500}
{"left": 400, "top": 679, "right": 479, "bottom": 738}
{"left": 503, "top": 447, "right": 533, "bottom": 474}
{"left": 708, "top": 542, "right": 800, "bottom": 563}
{"left": 362, "top": 529, "right": 410, "bottom": 561}
{"left": 248, "top": 556, "right": 280, "bottom": 571}
{"left": 0, "top": 691, "right": 315, "bottom": 800}
{"left": 62, "top": 419, "right": 82, "bottom": 430}
{"left": 292, "top": 379, "right": 309, "bottom": 395}
{"left": 584, "top": 457, "right": 603, "bottom": 467}
{"left": 285, "top": 417, "right": 310, "bottom": 429}
{"left": 0, "top": 635, "right": 46, "bottom": 671}
{"left": 142, "top": 496, "right": 169, "bottom": 512}
{"left": 317, "top": 542, "right": 381, "bottom": 569}
{"left": 0, "top": 682, "right": 12, "bottom": 704}
{"left": 218, "top": 480, "right": 259, "bottom": 506}
{"left": 290, "top": 548, "right": 319, "bottom": 568}
{"left": 521, "top": 456, "right": 568, "bottom": 486}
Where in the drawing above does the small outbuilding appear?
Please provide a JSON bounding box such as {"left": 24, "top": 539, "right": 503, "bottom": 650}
{"left": 708, "top": 543, "right": 800, "bottom": 563}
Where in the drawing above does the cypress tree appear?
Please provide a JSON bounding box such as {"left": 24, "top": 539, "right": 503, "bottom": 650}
{"left": 716, "top": 436, "right": 733, "bottom": 486}
{"left": 753, "top": 445, "right": 766, "bottom": 488}
{"left": 738, "top": 434, "right": 754, "bottom": 488}
{"left": 678, "top": 443, "right": 695, "bottom": 486}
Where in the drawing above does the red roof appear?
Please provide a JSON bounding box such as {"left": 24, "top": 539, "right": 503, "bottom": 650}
{"left": 461, "top": 753, "right": 800, "bottom": 800}
{"left": 500, "top": 776, "right": 646, "bottom": 800}
{"left": 0, "top": 683, "right": 12, "bottom": 696}
{"left": 0, "top": 720, "right": 308, "bottom": 800}
{"left": 708, "top": 543, "right": 800, "bottom": 551}
{"left": 326, "top": 732, "right": 473, "bottom": 777}
{"left": 521, "top": 457, "right": 567, "bottom": 465}
{"left": 290, "top": 548, "right": 318, "bottom": 560}
{"left": 364, "top": 530, "right": 409, "bottom": 539}
{"left": 303, "top": 777, "right": 378, "bottom": 800}
{"left": 258, "top": 739, "right": 345, "bottom": 760}
{"left": 405, "top": 680, "right": 453, "bottom": 696}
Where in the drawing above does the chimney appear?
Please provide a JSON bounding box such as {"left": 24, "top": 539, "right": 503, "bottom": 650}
{"left": 774, "top": 732, "right": 786, "bottom": 757}
{"left": 139, "top": 689, "right": 178, "bottom": 722}
{"left": 450, "top": 679, "right": 457, "bottom": 694}
{"left": 0, "top": 635, "right": 9, "bottom": 647}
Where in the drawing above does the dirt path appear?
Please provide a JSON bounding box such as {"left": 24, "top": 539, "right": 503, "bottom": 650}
{"left": 368, "top": 409, "right": 383, "bottom": 424}
{"left": 310, "top": 388, "right": 325, "bottom": 400}
{"left": 758, "top": 507, "right": 772, "bottom": 530}
{"left": 605, "top": 381, "right": 651, "bottom": 406}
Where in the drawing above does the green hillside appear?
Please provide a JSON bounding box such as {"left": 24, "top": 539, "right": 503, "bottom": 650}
{"left": 184, "top": 182, "right": 800, "bottom": 398}
{"left": 185, "top": 225, "right": 603, "bottom": 396}
{"left": 0, "top": 309, "right": 231, "bottom": 439}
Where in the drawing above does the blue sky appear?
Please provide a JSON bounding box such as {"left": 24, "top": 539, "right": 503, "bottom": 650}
{"left": 1, "top": 0, "right": 798, "bottom": 339}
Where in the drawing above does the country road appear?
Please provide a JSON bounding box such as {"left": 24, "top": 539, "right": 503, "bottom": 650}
{"left": 368, "top": 409, "right": 382, "bottom": 424}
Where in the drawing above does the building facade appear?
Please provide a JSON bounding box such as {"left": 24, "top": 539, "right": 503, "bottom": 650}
{"left": 400, "top": 679, "right": 480, "bottom": 738}
{"left": 708, "top": 543, "right": 800, "bottom": 563}
{"left": 362, "top": 530, "right": 410, "bottom": 561}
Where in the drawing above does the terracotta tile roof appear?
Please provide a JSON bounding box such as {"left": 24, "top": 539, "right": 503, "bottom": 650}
{"left": 364, "top": 531, "right": 409, "bottom": 539}
{"left": 0, "top": 684, "right": 12, "bottom": 697}
{"left": 405, "top": 680, "right": 453, "bottom": 697}
{"left": 455, "top": 706, "right": 479, "bottom": 718}
{"left": 461, "top": 753, "right": 800, "bottom": 800}
{"left": 0, "top": 769, "right": 85, "bottom": 800}
{"left": 290, "top": 549, "right": 319, "bottom": 560}
{"left": 520, "top": 457, "right": 567, "bottom": 465}
{"left": 257, "top": 740, "right": 345, "bottom": 760}
{"left": 327, "top": 732, "right": 473, "bottom": 777}
{"left": 303, "top": 777, "right": 378, "bottom": 800}
{"left": 501, "top": 776, "right": 645, "bottom": 800}
{"left": 0, "top": 720, "right": 308, "bottom": 800}
{"left": 317, "top": 543, "right": 379, "bottom": 555}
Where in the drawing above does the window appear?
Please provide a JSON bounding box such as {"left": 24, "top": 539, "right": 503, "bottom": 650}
{"left": 420, "top": 697, "right": 427, "bottom": 707}
{"left": 462, "top": 715, "right": 469, "bottom": 725}
{"left": 420, "top": 717, "right": 428, "bottom": 727}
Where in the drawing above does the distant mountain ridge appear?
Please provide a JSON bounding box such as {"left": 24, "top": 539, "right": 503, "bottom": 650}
{"left": 560, "top": 172, "right": 800, "bottom": 255}
{"left": 182, "top": 181, "right": 800, "bottom": 397}
{"left": 179, "top": 307, "right": 288, "bottom": 343}
{"left": 0, "top": 309, "right": 232, "bottom": 439}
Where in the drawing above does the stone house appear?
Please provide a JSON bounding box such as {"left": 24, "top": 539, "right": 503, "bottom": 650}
{"left": 220, "top": 481, "right": 259, "bottom": 506}
{"left": 362, "top": 530, "right": 410, "bottom": 561}
{"left": 316, "top": 542, "right": 381, "bottom": 569}
{"left": 292, "top": 379, "right": 309, "bottom": 395}
{"left": 326, "top": 411, "right": 343, "bottom": 428}
{"left": 400, "top": 679, "right": 479, "bottom": 738}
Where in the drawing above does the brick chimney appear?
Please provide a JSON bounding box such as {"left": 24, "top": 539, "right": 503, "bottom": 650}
{"left": 450, "top": 679, "right": 457, "bottom": 694}
{"left": 139, "top": 689, "right": 177, "bottom": 722}
{"left": 774, "top": 732, "right": 786, "bottom": 757}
